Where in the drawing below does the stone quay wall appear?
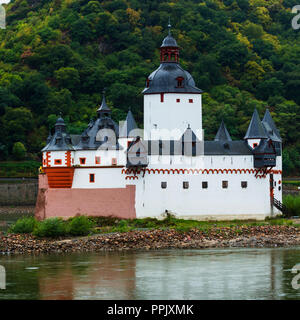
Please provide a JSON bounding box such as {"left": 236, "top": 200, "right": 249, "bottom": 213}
{"left": 0, "top": 181, "right": 38, "bottom": 206}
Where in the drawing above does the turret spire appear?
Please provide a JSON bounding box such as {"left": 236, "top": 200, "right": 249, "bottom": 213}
{"left": 97, "top": 90, "right": 111, "bottom": 117}
{"left": 214, "top": 120, "right": 232, "bottom": 141}
{"left": 160, "top": 20, "right": 179, "bottom": 63}
{"left": 262, "top": 108, "right": 281, "bottom": 142}
{"left": 244, "top": 109, "right": 268, "bottom": 140}
{"left": 120, "top": 109, "right": 138, "bottom": 138}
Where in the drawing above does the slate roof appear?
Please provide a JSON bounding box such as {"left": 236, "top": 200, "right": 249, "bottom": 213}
{"left": 214, "top": 120, "right": 232, "bottom": 142}
{"left": 244, "top": 109, "right": 268, "bottom": 139}
{"left": 204, "top": 141, "right": 253, "bottom": 156}
{"left": 97, "top": 94, "right": 111, "bottom": 115}
{"left": 142, "top": 62, "right": 203, "bottom": 94}
{"left": 119, "top": 110, "right": 138, "bottom": 138}
{"left": 42, "top": 117, "right": 74, "bottom": 152}
{"left": 161, "top": 34, "right": 178, "bottom": 47}
{"left": 180, "top": 125, "right": 199, "bottom": 142}
{"left": 74, "top": 116, "right": 120, "bottom": 150}
{"left": 252, "top": 138, "right": 276, "bottom": 155}
{"left": 128, "top": 139, "right": 252, "bottom": 156}
{"left": 262, "top": 109, "right": 282, "bottom": 142}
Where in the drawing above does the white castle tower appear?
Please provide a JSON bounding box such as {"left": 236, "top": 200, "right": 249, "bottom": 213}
{"left": 143, "top": 23, "right": 203, "bottom": 141}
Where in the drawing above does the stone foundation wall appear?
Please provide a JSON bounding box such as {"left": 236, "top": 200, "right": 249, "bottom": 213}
{"left": 0, "top": 181, "right": 38, "bottom": 205}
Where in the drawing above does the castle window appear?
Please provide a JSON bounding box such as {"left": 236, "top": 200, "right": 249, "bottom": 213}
{"left": 112, "top": 158, "right": 117, "bottom": 165}
{"left": 89, "top": 174, "right": 95, "bottom": 183}
{"left": 222, "top": 181, "right": 228, "bottom": 189}
{"left": 189, "top": 99, "right": 193, "bottom": 103}
{"left": 161, "top": 182, "right": 167, "bottom": 189}
{"left": 176, "top": 77, "right": 184, "bottom": 88}
{"left": 160, "top": 93, "right": 164, "bottom": 102}
{"left": 202, "top": 181, "right": 208, "bottom": 189}
{"left": 80, "top": 158, "right": 86, "bottom": 165}
{"left": 278, "top": 186, "right": 281, "bottom": 191}
{"left": 183, "top": 181, "right": 189, "bottom": 189}
{"left": 176, "top": 99, "right": 180, "bottom": 103}
{"left": 95, "top": 156, "right": 101, "bottom": 164}
{"left": 54, "top": 159, "right": 62, "bottom": 165}
{"left": 241, "top": 181, "right": 247, "bottom": 188}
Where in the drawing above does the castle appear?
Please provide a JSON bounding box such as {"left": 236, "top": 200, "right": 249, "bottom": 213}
{"left": 35, "top": 26, "right": 283, "bottom": 221}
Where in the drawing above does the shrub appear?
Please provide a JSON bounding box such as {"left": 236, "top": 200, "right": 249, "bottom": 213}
{"left": 283, "top": 195, "right": 300, "bottom": 217}
{"left": 9, "top": 217, "right": 36, "bottom": 234}
{"left": 12, "top": 142, "right": 27, "bottom": 160}
{"left": 66, "top": 216, "right": 94, "bottom": 236}
{"left": 33, "top": 218, "right": 66, "bottom": 238}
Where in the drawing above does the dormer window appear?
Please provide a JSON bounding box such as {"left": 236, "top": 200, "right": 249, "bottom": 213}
{"left": 176, "top": 77, "right": 184, "bottom": 88}
{"left": 253, "top": 143, "right": 258, "bottom": 148}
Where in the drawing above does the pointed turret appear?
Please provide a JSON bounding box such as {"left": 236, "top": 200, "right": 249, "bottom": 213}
{"left": 214, "top": 120, "right": 232, "bottom": 142}
{"left": 120, "top": 110, "right": 138, "bottom": 138}
{"left": 244, "top": 109, "right": 268, "bottom": 140}
{"left": 262, "top": 108, "right": 281, "bottom": 142}
{"left": 97, "top": 92, "right": 111, "bottom": 117}
{"left": 180, "top": 124, "right": 198, "bottom": 142}
{"left": 42, "top": 116, "right": 74, "bottom": 151}
{"left": 75, "top": 93, "right": 120, "bottom": 150}
{"left": 160, "top": 19, "right": 179, "bottom": 62}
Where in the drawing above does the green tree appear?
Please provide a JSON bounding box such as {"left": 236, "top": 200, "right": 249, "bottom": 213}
{"left": 12, "top": 142, "right": 27, "bottom": 160}
{"left": 54, "top": 67, "right": 80, "bottom": 90}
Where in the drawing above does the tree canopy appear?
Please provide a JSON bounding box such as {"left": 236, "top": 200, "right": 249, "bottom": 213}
{"left": 0, "top": 0, "right": 299, "bottom": 175}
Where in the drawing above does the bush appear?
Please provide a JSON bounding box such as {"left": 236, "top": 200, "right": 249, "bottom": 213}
{"left": 33, "top": 218, "right": 66, "bottom": 238}
{"left": 12, "top": 142, "right": 27, "bottom": 160}
{"left": 9, "top": 217, "right": 36, "bottom": 234}
{"left": 66, "top": 216, "right": 94, "bottom": 236}
{"left": 283, "top": 195, "right": 300, "bottom": 217}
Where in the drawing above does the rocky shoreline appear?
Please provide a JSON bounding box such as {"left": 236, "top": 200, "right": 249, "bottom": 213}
{"left": 1, "top": 225, "right": 300, "bottom": 254}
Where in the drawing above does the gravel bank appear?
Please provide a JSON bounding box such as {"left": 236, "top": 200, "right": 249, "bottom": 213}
{"left": 1, "top": 226, "right": 300, "bottom": 255}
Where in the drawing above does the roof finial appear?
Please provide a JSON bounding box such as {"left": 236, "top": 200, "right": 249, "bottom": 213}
{"left": 168, "top": 17, "right": 171, "bottom": 36}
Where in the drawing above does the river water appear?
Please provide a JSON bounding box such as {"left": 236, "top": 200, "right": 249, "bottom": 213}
{"left": 0, "top": 248, "right": 300, "bottom": 300}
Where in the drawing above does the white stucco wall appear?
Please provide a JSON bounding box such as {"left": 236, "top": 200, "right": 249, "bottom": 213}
{"left": 73, "top": 150, "right": 126, "bottom": 167}
{"left": 43, "top": 151, "right": 74, "bottom": 167}
{"left": 72, "top": 167, "right": 126, "bottom": 189}
{"left": 125, "top": 154, "right": 282, "bottom": 220}
{"left": 144, "top": 93, "right": 202, "bottom": 140}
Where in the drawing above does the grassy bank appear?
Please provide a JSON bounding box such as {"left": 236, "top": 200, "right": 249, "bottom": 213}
{"left": 283, "top": 180, "right": 300, "bottom": 187}
{"left": 0, "top": 161, "right": 40, "bottom": 178}
{"left": 6, "top": 214, "right": 300, "bottom": 239}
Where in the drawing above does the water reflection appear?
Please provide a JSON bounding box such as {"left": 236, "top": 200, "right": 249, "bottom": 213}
{"left": 0, "top": 248, "right": 300, "bottom": 300}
